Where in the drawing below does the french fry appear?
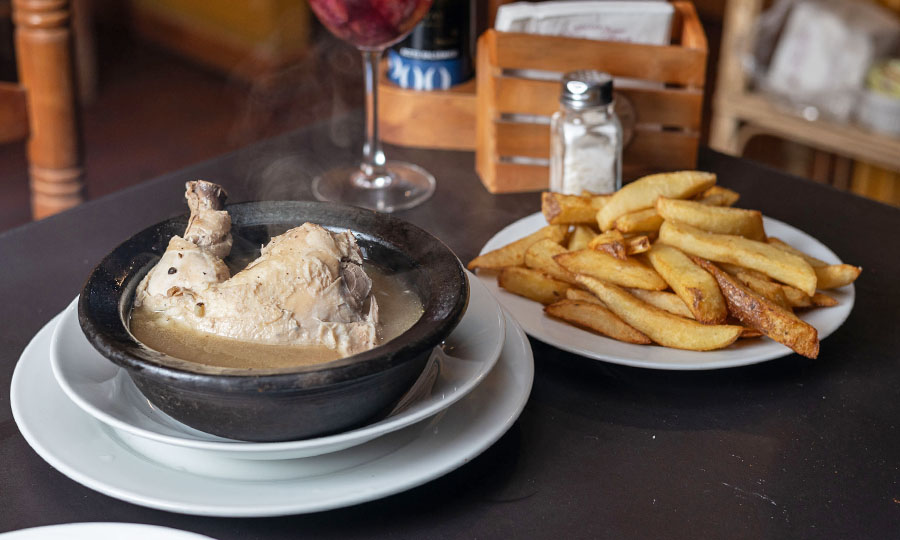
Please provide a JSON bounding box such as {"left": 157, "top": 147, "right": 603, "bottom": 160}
{"left": 468, "top": 225, "right": 568, "bottom": 270}
{"left": 694, "top": 185, "right": 740, "bottom": 207}
{"left": 566, "top": 288, "right": 602, "bottom": 303}
{"left": 658, "top": 221, "right": 817, "bottom": 296}
{"left": 767, "top": 237, "right": 861, "bottom": 289}
{"left": 498, "top": 267, "right": 570, "bottom": 305}
{"left": 656, "top": 197, "right": 766, "bottom": 241}
{"left": 612, "top": 208, "right": 665, "bottom": 234}
{"left": 692, "top": 257, "right": 819, "bottom": 359}
{"left": 645, "top": 244, "right": 728, "bottom": 324}
{"left": 740, "top": 327, "right": 763, "bottom": 339}
{"left": 587, "top": 231, "right": 651, "bottom": 260}
{"left": 596, "top": 171, "right": 717, "bottom": 231}
{"left": 545, "top": 299, "right": 652, "bottom": 344}
{"left": 542, "top": 192, "right": 612, "bottom": 225}
{"left": 718, "top": 263, "right": 792, "bottom": 310}
{"left": 525, "top": 239, "right": 578, "bottom": 284}
{"left": 625, "top": 288, "right": 694, "bottom": 318}
{"left": 780, "top": 286, "right": 839, "bottom": 309}
{"left": 555, "top": 249, "right": 668, "bottom": 290}
{"left": 568, "top": 225, "right": 598, "bottom": 251}
{"left": 577, "top": 276, "right": 743, "bottom": 351}
{"left": 810, "top": 292, "right": 838, "bottom": 307}
{"left": 780, "top": 285, "right": 813, "bottom": 308}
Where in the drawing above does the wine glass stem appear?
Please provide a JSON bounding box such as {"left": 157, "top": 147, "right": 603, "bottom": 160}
{"left": 360, "top": 49, "right": 389, "bottom": 188}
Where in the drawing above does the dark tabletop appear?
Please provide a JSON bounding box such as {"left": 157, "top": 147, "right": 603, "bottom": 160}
{"left": 1, "top": 116, "right": 898, "bottom": 539}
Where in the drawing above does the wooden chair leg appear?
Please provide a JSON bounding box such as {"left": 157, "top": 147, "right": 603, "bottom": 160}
{"left": 12, "top": 0, "right": 84, "bottom": 219}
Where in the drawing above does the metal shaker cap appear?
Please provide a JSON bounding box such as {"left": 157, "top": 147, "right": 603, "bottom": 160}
{"left": 559, "top": 70, "right": 614, "bottom": 109}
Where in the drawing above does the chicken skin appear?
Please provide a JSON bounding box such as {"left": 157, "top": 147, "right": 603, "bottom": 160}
{"left": 134, "top": 181, "right": 379, "bottom": 357}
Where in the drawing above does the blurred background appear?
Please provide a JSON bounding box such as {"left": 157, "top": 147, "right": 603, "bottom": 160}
{"left": 1, "top": 0, "right": 898, "bottom": 232}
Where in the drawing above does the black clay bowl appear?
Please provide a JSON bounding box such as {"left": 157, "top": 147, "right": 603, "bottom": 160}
{"left": 78, "top": 201, "right": 468, "bottom": 442}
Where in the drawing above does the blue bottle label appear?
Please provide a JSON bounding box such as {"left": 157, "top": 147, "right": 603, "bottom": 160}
{"left": 387, "top": 49, "right": 468, "bottom": 91}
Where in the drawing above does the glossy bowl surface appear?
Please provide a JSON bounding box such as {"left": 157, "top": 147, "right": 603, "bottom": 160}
{"left": 78, "top": 201, "right": 469, "bottom": 442}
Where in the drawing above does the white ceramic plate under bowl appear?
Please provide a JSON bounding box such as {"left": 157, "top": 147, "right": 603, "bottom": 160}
{"left": 477, "top": 213, "right": 855, "bottom": 370}
{"left": 50, "top": 272, "right": 505, "bottom": 466}
{"left": 12, "top": 309, "right": 533, "bottom": 517}
{"left": 0, "top": 523, "right": 216, "bottom": 540}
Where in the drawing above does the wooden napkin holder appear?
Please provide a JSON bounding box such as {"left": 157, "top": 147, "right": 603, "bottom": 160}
{"left": 475, "top": 1, "right": 708, "bottom": 193}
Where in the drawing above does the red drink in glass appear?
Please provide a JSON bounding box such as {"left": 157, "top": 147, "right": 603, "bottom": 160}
{"left": 307, "top": 0, "right": 437, "bottom": 213}
{"left": 309, "top": 0, "right": 433, "bottom": 50}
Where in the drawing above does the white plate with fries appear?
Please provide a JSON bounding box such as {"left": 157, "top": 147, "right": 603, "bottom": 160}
{"left": 475, "top": 211, "right": 855, "bottom": 370}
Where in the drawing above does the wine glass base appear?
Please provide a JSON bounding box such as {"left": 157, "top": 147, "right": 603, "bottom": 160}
{"left": 312, "top": 161, "right": 436, "bottom": 213}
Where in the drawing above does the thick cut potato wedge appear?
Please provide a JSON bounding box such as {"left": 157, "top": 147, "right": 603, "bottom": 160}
{"left": 525, "top": 239, "right": 578, "bottom": 284}
{"left": 810, "top": 292, "right": 838, "bottom": 307}
{"left": 555, "top": 249, "right": 668, "bottom": 290}
{"left": 545, "top": 299, "right": 652, "bottom": 344}
{"left": 566, "top": 288, "right": 602, "bottom": 303}
{"left": 542, "top": 192, "right": 612, "bottom": 225}
{"left": 625, "top": 288, "right": 694, "bottom": 318}
{"left": 596, "top": 171, "right": 717, "bottom": 231}
{"left": 780, "top": 287, "right": 838, "bottom": 309}
{"left": 468, "top": 225, "right": 568, "bottom": 270}
{"left": 577, "top": 276, "right": 742, "bottom": 351}
{"left": 767, "top": 237, "right": 861, "bottom": 289}
{"left": 587, "top": 230, "right": 649, "bottom": 260}
{"left": 719, "top": 262, "right": 792, "bottom": 310}
{"left": 658, "top": 221, "right": 817, "bottom": 296}
{"left": 694, "top": 185, "right": 740, "bottom": 207}
{"left": 568, "top": 225, "right": 598, "bottom": 251}
{"left": 646, "top": 244, "right": 727, "bottom": 324}
{"left": 692, "top": 257, "right": 819, "bottom": 359}
{"left": 612, "top": 208, "right": 665, "bottom": 234}
{"left": 656, "top": 197, "right": 766, "bottom": 241}
{"left": 498, "top": 267, "right": 570, "bottom": 305}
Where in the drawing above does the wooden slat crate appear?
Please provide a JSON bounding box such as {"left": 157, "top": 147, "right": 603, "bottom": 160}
{"left": 476, "top": 1, "right": 708, "bottom": 193}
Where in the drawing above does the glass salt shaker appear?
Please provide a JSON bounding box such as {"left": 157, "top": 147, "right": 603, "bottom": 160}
{"left": 550, "top": 70, "right": 623, "bottom": 195}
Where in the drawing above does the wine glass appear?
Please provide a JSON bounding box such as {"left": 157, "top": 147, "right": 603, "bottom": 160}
{"left": 308, "top": 0, "right": 435, "bottom": 212}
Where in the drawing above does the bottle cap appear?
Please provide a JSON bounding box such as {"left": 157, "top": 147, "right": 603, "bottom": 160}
{"left": 559, "top": 70, "right": 614, "bottom": 109}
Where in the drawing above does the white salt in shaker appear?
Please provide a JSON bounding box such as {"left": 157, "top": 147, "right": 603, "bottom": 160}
{"left": 550, "top": 70, "right": 623, "bottom": 194}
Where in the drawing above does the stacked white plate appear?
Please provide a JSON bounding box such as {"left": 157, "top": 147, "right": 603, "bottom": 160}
{"left": 10, "top": 273, "right": 534, "bottom": 517}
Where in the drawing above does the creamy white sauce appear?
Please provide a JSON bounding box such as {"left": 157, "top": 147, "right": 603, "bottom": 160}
{"left": 130, "top": 265, "right": 423, "bottom": 370}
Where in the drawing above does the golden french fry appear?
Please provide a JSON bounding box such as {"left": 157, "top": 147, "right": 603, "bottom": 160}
{"left": 596, "top": 171, "right": 717, "bottom": 231}
{"left": 780, "top": 285, "right": 813, "bottom": 308}
{"left": 766, "top": 237, "right": 861, "bottom": 289}
{"left": 468, "top": 225, "right": 568, "bottom": 270}
{"left": 658, "top": 221, "right": 817, "bottom": 296}
{"left": 576, "top": 276, "right": 742, "bottom": 351}
{"left": 646, "top": 244, "right": 728, "bottom": 324}
{"left": 612, "top": 208, "right": 664, "bottom": 234}
{"left": 625, "top": 288, "right": 694, "bottom": 319}
{"left": 545, "top": 299, "right": 652, "bottom": 344}
{"left": 694, "top": 185, "right": 740, "bottom": 207}
{"left": 555, "top": 249, "right": 668, "bottom": 290}
{"left": 498, "top": 267, "right": 570, "bottom": 305}
{"left": 541, "top": 192, "right": 612, "bottom": 225}
{"left": 692, "top": 257, "right": 819, "bottom": 358}
{"left": 719, "top": 262, "right": 792, "bottom": 310}
{"left": 740, "top": 327, "right": 763, "bottom": 339}
{"left": 524, "top": 239, "right": 578, "bottom": 284}
{"left": 586, "top": 231, "right": 651, "bottom": 260}
{"left": 656, "top": 197, "right": 766, "bottom": 241}
{"left": 566, "top": 288, "right": 602, "bottom": 303}
{"left": 588, "top": 230, "right": 626, "bottom": 259}
{"left": 567, "top": 225, "right": 598, "bottom": 251}
{"left": 812, "top": 292, "right": 838, "bottom": 307}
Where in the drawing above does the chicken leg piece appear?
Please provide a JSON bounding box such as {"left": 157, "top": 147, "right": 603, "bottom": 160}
{"left": 134, "top": 181, "right": 379, "bottom": 357}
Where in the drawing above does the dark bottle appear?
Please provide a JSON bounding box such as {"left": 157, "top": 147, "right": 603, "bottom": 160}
{"left": 386, "top": 0, "right": 475, "bottom": 90}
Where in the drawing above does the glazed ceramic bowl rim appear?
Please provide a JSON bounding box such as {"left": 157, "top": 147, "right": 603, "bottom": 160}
{"left": 78, "top": 200, "right": 469, "bottom": 392}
